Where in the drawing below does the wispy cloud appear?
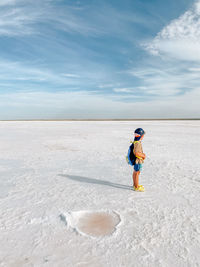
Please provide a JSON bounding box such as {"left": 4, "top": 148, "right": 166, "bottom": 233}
{"left": 62, "top": 74, "right": 80, "bottom": 78}
{"left": 127, "top": 60, "right": 200, "bottom": 97}
{"left": 0, "top": 0, "right": 144, "bottom": 38}
{"left": 0, "top": 59, "right": 85, "bottom": 92}
{"left": 0, "top": 57, "right": 115, "bottom": 93}
{"left": 0, "top": 0, "right": 45, "bottom": 36}
{"left": 144, "top": 0, "right": 200, "bottom": 61}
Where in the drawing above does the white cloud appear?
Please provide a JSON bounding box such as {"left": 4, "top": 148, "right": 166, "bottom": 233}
{"left": 62, "top": 74, "right": 80, "bottom": 78}
{"left": 113, "top": 88, "right": 137, "bottom": 93}
{"left": 147, "top": 39, "right": 200, "bottom": 61}
{"left": 145, "top": 0, "right": 200, "bottom": 61}
{"left": 188, "top": 67, "right": 200, "bottom": 72}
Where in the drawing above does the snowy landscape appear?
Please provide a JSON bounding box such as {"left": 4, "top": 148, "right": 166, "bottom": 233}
{"left": 0, "top": 120, "right": 200, "bottom": 267}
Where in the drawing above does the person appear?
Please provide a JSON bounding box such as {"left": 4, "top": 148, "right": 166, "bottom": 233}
{"left": 133, "top": 128, "right": 146, "bottom": 192}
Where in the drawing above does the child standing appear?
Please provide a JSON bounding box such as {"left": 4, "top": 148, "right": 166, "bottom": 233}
{"left": 133, "top": 128, "right": 146, "bottom": 192}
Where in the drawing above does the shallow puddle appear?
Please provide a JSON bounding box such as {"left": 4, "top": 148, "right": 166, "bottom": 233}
{"left": 77, "top": 212, "right": 120, "bottom": 237}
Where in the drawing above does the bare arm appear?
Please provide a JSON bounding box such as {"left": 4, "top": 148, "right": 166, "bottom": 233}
{"left": 135, "top": 152, "right": 146, "bottom": 160}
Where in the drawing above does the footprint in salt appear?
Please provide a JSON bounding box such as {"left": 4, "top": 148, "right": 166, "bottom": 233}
{"left": 61, "top": 210, "right": 121, "bottom": 237}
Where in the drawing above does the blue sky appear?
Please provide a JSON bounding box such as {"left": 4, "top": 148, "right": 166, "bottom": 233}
{"left": 0, "top": 0, "right": 199, "bottom": 119}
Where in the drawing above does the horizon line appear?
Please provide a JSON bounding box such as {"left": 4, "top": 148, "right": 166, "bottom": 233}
{"left": 0, "top": 118, "right": 199, "bottom": 122}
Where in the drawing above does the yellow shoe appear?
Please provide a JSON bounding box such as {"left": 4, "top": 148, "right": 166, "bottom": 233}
{"left": 138, "top": 184, "right": 144, "bottom": 188}
{"left": 133, "top": 184, "right": 144, "bottom": 189}
{"left": 134, "top": 185, "right": 145, "bottom": 192}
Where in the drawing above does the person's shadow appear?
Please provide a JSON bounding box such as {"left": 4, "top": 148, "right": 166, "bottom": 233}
{"left": 58, "top": 174, "right": 132, "bottom": 191}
